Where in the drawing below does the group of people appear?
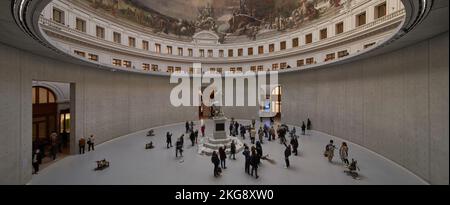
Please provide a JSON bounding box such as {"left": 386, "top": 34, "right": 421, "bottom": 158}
{"left": 209, "top": 118, "right": 321, "bottom": 179}
{"left": 167, "top": 121, "right": 206, "bottom": 158}
{"left": 324, "top": 140, "right": 352, "bottom": 165}
{"left": 242, "top": 143, "right": 262, "bottom": 179}
{"left": 160, "top": 120, "right": 207, "bottom": 159}
{"left": 78, "top": 134, "right": 96, "bottom": 154}
{"left": 32, "top": 131, "right": 70, "bottom": 175}
{"left": 210, "top": 140, "right": 239, "bottom": 177}
{"left": 324, "top": 139, "right": 360, "bottom": 178}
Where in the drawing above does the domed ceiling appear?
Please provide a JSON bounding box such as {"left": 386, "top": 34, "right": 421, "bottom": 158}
{"left": 81, "top": 0, "right": 347, "bottom": 43}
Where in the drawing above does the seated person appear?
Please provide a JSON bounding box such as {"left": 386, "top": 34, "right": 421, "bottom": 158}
{"left": 145, "top": 141, "right": 154, "bottom": 149}
{"left": 147, "top": 129, "right": 155, "bottom": 136}
{"left": 345, "top": 158, "right": 360, "bottom": 179}
{"left": 348, "top": 159, "right": 359, "bottom": 172}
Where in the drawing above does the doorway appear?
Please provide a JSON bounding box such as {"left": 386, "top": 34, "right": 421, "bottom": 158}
{"left": 32, "top": 81, "right": 72, "bottom": 172}
{"left": 259, "top": 85, "right": 281, "bottom": 123}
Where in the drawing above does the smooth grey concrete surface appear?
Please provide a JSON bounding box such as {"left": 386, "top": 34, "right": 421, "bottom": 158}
{"left": 29, "top": 120, "right": 426, "bottom": 185}
{"left": 1, "top": 32, "right": 448, "bottom": 185}
{"left": 281, "top": 32, "right": 449, "bottom": 185}
{"left": 0, "top": 43, "right": 198, "bottom": 184}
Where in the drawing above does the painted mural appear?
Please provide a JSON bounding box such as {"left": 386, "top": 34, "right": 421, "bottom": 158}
{"left": 80, "top": 0, "right": 347, "bottom": 42}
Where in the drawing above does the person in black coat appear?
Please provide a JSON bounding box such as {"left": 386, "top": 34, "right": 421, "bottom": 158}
{"left": 176, "top": 138, "right": 183, "bottom": 157}
{"left": 301, "top": 121, "right": 306, "bottom": 135}
{"left": 219, "top": 146, "right": 227, "bottom": 169}
{"left": 190, "top": 131, "right": 195, "bottom": 146}
{"left": 32, "top": 149, "right": 40, "bottom": 174}
{"left": 185, "top": 121, "right": 190, "bottom": 133}
{"left": 234, "top": 122, "right": 240, "bottom": 137}
{"left": 242, "top": 145, "right": 250, "bottom": 174}
{"left": 290, "top": 137, "right": 299, "bottom": 156}
{"left": 306, "top": 118, "right": 312, "bottom": 135}
{"left": 240, "top": 126, "right": 246, "bottom": 139}
{"left": 194, "top": 130, "right": 199, "bottom": 144}
{"left": 229, "top": 123, "right": 234, "bottom": 136}
{"left": 284, "top": 143, "right": 292, "bottom": 168}
{"left": 250, "top": 148, "right": 259, "bottom": 178}
{"left": 230, "top": 140, "right": 236, "bottom": 160}
{"left": 255, "top": 141, "right": 263, "bottom": 165}
{"left": 211, "top": 151, "right": 221, "bottom": 177}
{"left": 277, "top": 126, "right": 287, "bottom": 144}
{"left": 180, "top": 134, "right": 184, "bottom": 147}
{"left": 166, "top": 132, "right": 173, "bottom": 148}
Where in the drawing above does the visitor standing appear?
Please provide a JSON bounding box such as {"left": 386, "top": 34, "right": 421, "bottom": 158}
{"left": 79, "top": 137, "right": 86, "bottom": 154}
{"left": 263, "top": 123, "right": 270, "bottom": 141}
{"left": 166, "top": 132, "right": 173, "bottom": 148}
{"left": 250, "top": 148, "right": 259, "bottom": 179}
{"left": 180, "top": 134, "right": 184, "bottom": 147}
{"left": 325, "top": 140, "right": 336, "bottom": 162}
{"left": 176, "top": 137, "right": 183, "bottom": 157}
{"left": 211, "top": 151, "right": 220, "bottom": 177}
{"left": 339, "top": 142, "right": 349, "bottom": 166}
{"left": 284, "top": 143, "right": 292, "bottom": 168}
{"left": 88, "top": 134, "right": 95, "bottom": 151}
{"left": 307, "top": 118, "right": 312, "bottom": 135}
{"left": 250, "top": 128, "right": 256, "bottom": 144}
{"left": 258, "top": 127, "right": 264, "bottom": 144}
{"left": 240, "top": 125, "right": 246, "bottom": 139}
{"left": 50, "top": 131, "right": 58, "bottom": 160}
{"left": 32, "top": 149, "right": 40, "bottom": 174}
{"left": 230, "top": 140, "right": 236, "bottom": 160}
{"left": 301, "top": 122, "right": 306, "bottom": 135}
{"left": 185, "top": 121, "right": 190, "bottom": 133}
{"left": 219, "top": 146, "right": 227, "bottom": 169}
{"left": 242, "top": 145, "right": 251, "bottom": 174}
{"left": 290, "top": 136, "right": 299, "bottom": 156}
{"left": 270, "top": 126, "right": 276, "bottom": 141}
{"left": 234, "top": 122, "right": 239, "bottom": 137}
{"left": 190, "top": 131, "right": 195, "bottom": 146}
{"left": 255, "top": 141, "right": 263, "bottom": 165}
{"left": 194, "top": 130, "right": 199, "bottom": 144}
{"left": 278, "top": 126, "right": 286, "bottom": 144}
{"left": 201, "top": 124, "right": 205, "bottom": 137}
{"left": 229, "top": 123, "right": 234, "bottom": 136}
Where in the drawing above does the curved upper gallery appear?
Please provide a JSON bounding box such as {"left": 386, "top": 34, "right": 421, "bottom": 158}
{"left": 33, "top": 0, "right": 408, "bottom": 75}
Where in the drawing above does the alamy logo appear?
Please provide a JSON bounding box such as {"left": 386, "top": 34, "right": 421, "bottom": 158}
{"left": 169, "top": 70, "right": 279, "bottom": 107}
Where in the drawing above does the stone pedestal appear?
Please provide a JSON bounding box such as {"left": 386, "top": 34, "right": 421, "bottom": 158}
{"left": 198, "top": 117, "right": 244, "bottom": 156}
{"left": 212, "top": 117, "right": 227, "bottom": 139}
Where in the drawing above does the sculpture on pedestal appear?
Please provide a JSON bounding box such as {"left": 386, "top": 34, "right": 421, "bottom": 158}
{"left": 211, "top": 101, "right": 225, "bottom": 119}
{"left": 198, "top": 102, "right": 244, "bottom": 156}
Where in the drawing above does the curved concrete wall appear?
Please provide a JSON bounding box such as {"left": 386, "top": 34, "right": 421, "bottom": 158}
{"left": 0, "top": 32, "right": 447, "bottom": 185}
{"left": 281, "top": 32, "right": 449, "bottom": 185}
{"left": 0, "top": 42, "right": 199, "bottom": 184}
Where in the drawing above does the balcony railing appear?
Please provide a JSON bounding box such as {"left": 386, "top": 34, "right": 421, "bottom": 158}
{"left": 38, "top": 8, "right": 405, "bottom": 69}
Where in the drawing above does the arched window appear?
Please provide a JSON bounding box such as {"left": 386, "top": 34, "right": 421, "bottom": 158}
{"left": 32, "top": 86, "right": 56, "bottom": 104}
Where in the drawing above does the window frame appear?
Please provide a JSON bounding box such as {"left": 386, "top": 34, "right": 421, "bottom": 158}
{"left": 52, "top": 7, "right": 64, "bottom": 25}
{"left": 75, "top": 18, "right": 86, "bottom": 32}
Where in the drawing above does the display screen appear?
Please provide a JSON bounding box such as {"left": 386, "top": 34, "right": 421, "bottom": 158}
{"left": 216, "top": 123, "right": 225, "bottom": 131}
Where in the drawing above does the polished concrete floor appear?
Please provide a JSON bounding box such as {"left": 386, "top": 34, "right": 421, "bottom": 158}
{"left": 29, "top": 119, "right": 427, "bottom": 185}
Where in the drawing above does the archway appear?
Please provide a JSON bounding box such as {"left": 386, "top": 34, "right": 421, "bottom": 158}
{"left": 258, "top": 85, "right": 281, "bottom": 124}
{"left": 32, "top": 82, "right": 72, "bottom": 172}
